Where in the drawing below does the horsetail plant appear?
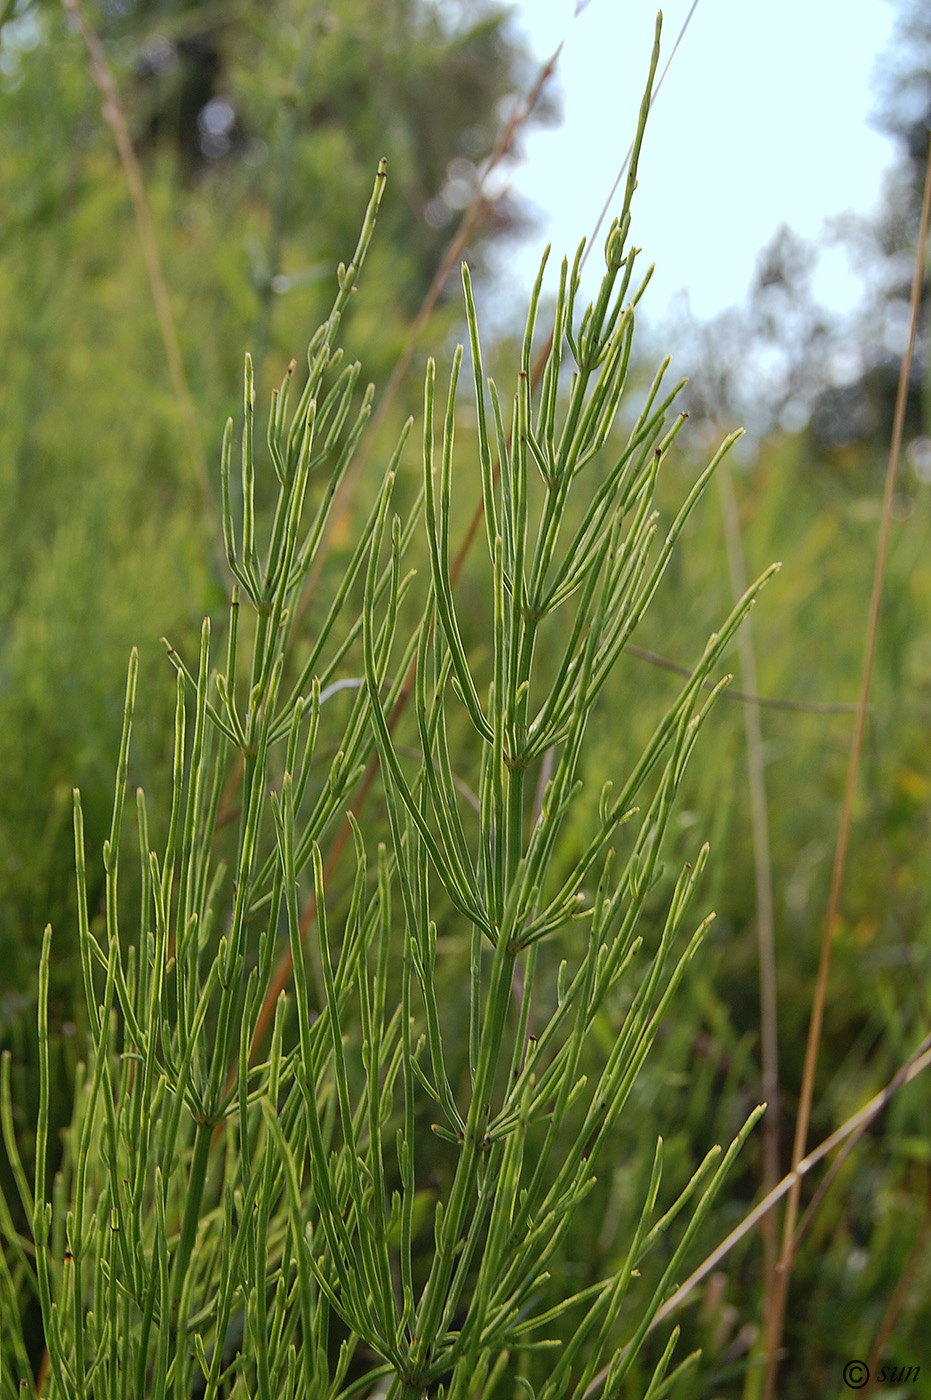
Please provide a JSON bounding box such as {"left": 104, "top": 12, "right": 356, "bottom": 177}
{"left": 3, "top": 38, "right": 778, "bottom": 1397}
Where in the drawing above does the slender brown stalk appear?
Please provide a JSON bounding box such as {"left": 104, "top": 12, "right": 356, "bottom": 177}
{"left": 59, "top": 0, "right": 237, "bottom": 1304}
{"left": 762, "top": 130, "right": 931, "bottom": 1400}
{"left": 60, "top": 0, "right": 226, "bottom": 579}
{"left": 582, "top": 1031, "right": 931, "bottom": 1397}
{"left": 231, "top": 681, "right": 406, "bottom": 1095}
{"left": 862, "top": 1194, "right": 931, "bottom": 1396}
{"left": 717, "top": 461, "right": 780, "bottom": 1329}
{"left": 624, "top": 644, "right": 865, "bottom": 714}
{"left": 656, "top": 1034, "right": 931, "bottom": 1358}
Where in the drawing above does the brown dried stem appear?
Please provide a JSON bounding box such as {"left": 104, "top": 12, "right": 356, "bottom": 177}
{"left": 60, "top": 0, "right": 226, "bottom": 579}
{"left": 762, "top": 122, "right": 931, "bottom": 1400}
{"left": 582, "top": 1030, "right": 931, "bottom": 1396}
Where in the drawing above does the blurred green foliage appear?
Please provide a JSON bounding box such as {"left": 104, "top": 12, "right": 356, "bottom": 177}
{"left": 582, "top": 427, "right": 931, "bottom": 1393}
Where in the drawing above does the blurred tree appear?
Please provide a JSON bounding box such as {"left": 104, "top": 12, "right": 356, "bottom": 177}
{"left": 872, "top": 0, "right": 931, "bottom": 205}
{"left": 663, "top": 0, "right": 929, "bottom": 456}
{"left": 56, "top": 0, "right": 554, "bottom": 326}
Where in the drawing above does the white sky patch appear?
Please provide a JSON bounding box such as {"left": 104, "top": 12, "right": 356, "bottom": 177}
{"left": 496, "top": 0, "right": 901, "bottom": 328}
{"left": 810, "top": 243, "right": 867, "bottom": 315}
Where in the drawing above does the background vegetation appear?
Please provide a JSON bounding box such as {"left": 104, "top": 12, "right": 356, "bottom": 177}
{"left": 1, "top": 0, "right": 929, "bottom": 1395}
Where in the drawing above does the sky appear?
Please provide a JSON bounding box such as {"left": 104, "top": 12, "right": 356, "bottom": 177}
{"left": 492, "top": 0, "right": 902, "bottom": 330}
